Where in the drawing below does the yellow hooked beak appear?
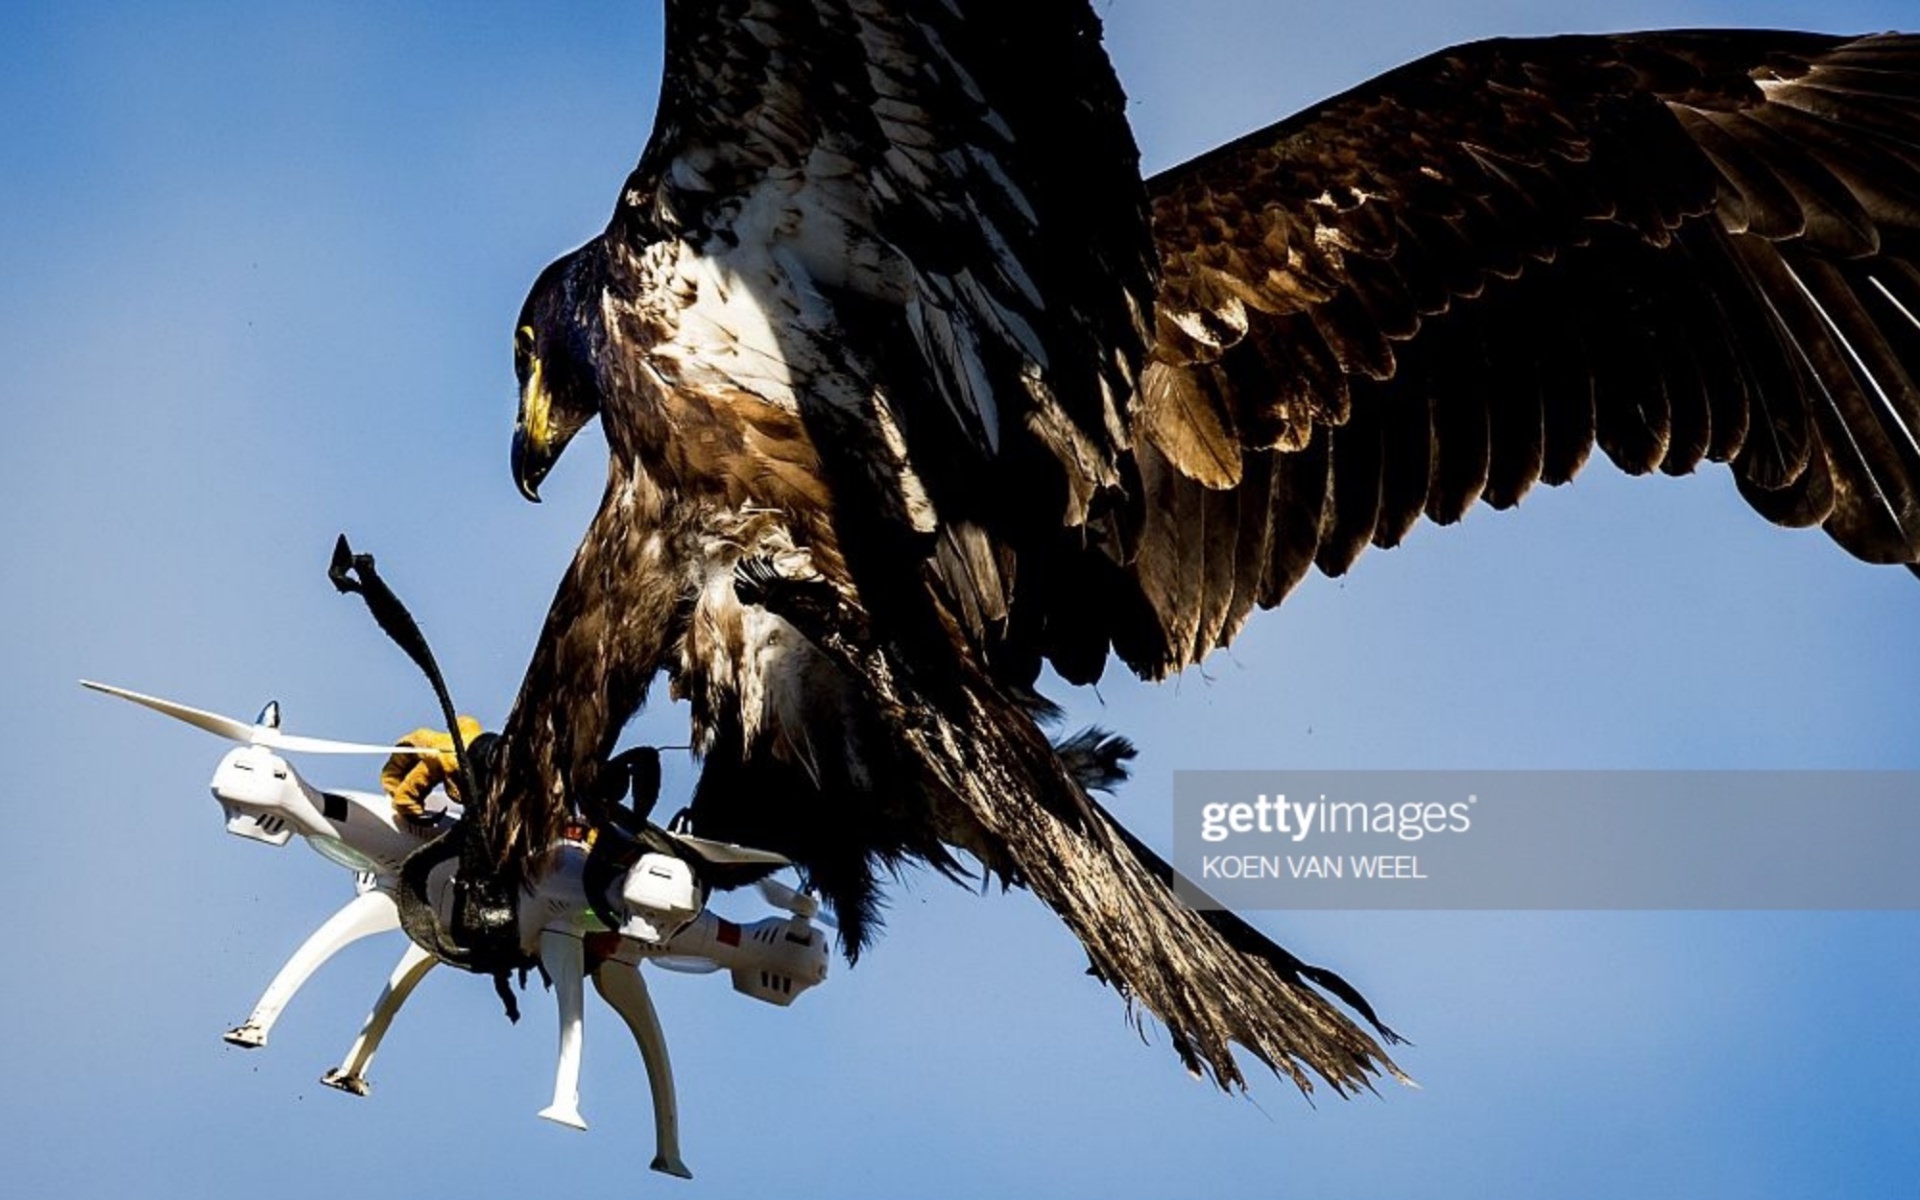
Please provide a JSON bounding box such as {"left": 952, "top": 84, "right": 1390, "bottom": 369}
{"left": 512, "top": 346, "right": 553, "bottom": 503}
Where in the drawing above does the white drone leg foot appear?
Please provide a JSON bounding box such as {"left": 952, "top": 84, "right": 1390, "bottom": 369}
{"left": 225, "top": 889, "right": 398, "bottom": 1049}
{"left": 593, "top": 962, "right": 692, "bottom": 1179}
{"left": 321, "top": 941, "right": 437, "bottom": 1097}
{"left": 536, "top": 930, "right": 588, "bottom": 1131}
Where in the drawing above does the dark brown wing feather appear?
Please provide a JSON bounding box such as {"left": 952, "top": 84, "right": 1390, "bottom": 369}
{"left": 1118, "top": 31, "right": 1920, "bottom": 679}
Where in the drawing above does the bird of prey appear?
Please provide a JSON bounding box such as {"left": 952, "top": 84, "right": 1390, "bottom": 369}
{"left": 451, "top": 2, "right": 1920, "bottom": 1095}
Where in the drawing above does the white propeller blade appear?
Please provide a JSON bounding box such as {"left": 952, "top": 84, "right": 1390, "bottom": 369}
{"left": 650, "top": 956, "right": 723, "bottom": 975}
{"left": 754, "top": 877, "right": 835, "bottom": 927}
{"left": 258, "top": 731, "right": 446, "bottom": 756}
{"left": 82, "top": 679, "right": 255, "bottom": 741}
{"left": 80, "top": 680, "right": 443, "bottom": 756}
{"left": 669, "top": 832, "right": 791, "bottom": 868}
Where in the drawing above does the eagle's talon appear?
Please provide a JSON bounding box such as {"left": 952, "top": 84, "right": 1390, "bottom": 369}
{"left": 731, "top": 555, "right": 782, "bottom": 607}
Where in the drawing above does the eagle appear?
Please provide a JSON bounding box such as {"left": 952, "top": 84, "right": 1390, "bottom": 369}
{"left": 441, "top": 3, "right": 1920, "bottom": 1095}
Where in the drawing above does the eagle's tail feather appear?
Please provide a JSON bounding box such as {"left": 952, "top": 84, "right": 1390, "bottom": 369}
{"left": 922, "top": 688, "right": 1407, "bottom": 1095}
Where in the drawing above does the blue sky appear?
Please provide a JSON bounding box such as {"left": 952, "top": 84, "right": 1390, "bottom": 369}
{"left": 5, "top": 2, "right": 1918, "bottom": 1197}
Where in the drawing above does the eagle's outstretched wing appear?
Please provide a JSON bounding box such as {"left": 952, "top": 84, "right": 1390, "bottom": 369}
{"left": 1093, "top": 30, "right": 1920, "bottom": 679}
{"left": 492, "top": 9, "right": 1920, "bottom": 1096}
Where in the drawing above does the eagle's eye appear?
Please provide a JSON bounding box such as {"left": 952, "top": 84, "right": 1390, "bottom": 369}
{"left": 515, "top": 325, "right": 536, "bottom": 363}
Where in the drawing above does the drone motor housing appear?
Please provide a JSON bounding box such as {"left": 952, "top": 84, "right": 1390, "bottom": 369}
{"left": 649, "top": 911, "right": 831, "bottom": 1006}
{"left": 726, "top": 916, "right": 829, "bottom": 1006}
{"left": 211, "top": 745, "right": 320, "bottom": 847}
{"left": 210, "top": 745, "right": 433, "bottom": 877}
{"left": 620, "top": 853, "right": 703, "bottom": 942}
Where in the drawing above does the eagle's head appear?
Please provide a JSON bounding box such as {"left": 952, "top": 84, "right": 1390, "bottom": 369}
{"left": 511, "top": 244, "right": 607, "bottom": 502}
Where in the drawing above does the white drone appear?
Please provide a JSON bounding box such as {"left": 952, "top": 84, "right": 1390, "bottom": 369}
{"left": 81, "top": 679, "right": 831, "bottom": 1181}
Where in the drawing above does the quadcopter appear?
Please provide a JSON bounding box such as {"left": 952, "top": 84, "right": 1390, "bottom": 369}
{"left": 80, "top": 678, "right": 831, "bottom": 1181}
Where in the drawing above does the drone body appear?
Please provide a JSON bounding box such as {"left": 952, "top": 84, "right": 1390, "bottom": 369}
{"left": 82, "top": 681, "right": 828, "bottom": 1180}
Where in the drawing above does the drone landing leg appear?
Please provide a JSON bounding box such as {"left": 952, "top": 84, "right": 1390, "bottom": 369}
{"left": 536, "top": 930, "right": 589, "bottom": 1131}
{"left": 321, "top": 941, "right": 437, "bottom": 1097}
{"left": 593, "top": 962, "right": 692, "bottom": 1180}
{"left": 225, "top": 889, "right": 399, "bottom": 1049}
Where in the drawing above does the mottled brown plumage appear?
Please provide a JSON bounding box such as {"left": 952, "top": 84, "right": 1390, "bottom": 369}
{"left": 478, "top": 5, "right": 1920, "bottom": 1095}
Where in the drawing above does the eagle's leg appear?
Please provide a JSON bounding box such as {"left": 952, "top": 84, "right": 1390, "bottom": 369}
{"left": 328, "top": 538, "right": 532, "bottom": 994}
{"left": 392, "top": 821, "right": 529, "bottom": 993}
